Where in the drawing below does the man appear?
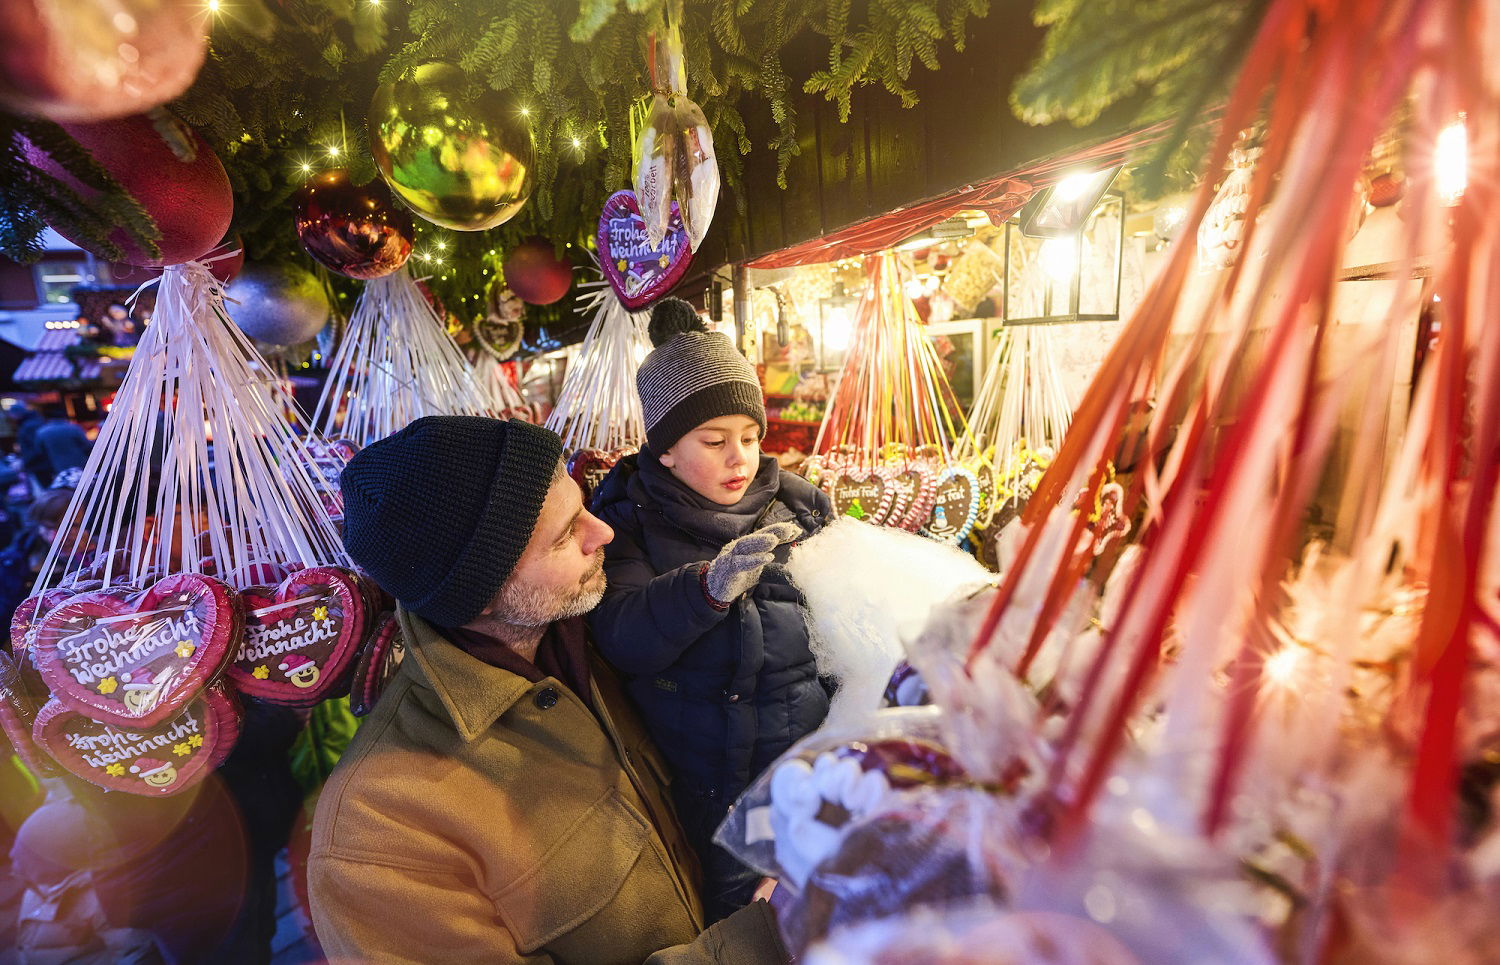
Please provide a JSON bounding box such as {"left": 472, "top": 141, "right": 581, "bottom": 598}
{"left": 309, "top": 416, "right": 786, "bottom": 964}
{"left": 9, "top": 402, "right": 91, "bottom": 490}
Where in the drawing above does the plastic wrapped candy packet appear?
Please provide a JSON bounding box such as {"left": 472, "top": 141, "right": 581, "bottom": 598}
{"left": 349, "top": 612, "right": 404, "bottom": 717}
{"left": 715, "top": 709, "right": 969, "bottom": 886}
{"left": 633, "top": 22, "right": 719, "bottom": 250}
{"left": 777, "top": 783, "right": 1025, "bottom": 956}
{"left": 902, "top": 586, "right": 1053, "bottom": 790}
{"left": 225, "top": 565, "right": 370, "bottom": 708}
{"left": 805, "top": 899, "right": 1140, "bottom": 965}
{"left": 0, "top": 649, "right": 59, "bottom": 776}
{"left": 714, "top": 707, "right": 1028, "bottom": 956}
{"left": 29, "top": 573, "right": 242, "bottom": 730}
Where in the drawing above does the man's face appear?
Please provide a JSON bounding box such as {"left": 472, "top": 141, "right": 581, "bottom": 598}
{"left": 480, "top": 470, "right": 614, "bottom": 627}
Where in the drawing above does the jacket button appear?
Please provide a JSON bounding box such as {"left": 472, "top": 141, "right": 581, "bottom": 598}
{"left": 727, "top": 693, "right": 740, "bottom": 703}
{"left": 534, "top": 687, "right": 559, "bottom": 710}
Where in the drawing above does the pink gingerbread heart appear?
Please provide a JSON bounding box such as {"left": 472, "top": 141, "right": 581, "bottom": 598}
{"left": 32, "top": 573, "right": 242, "bottom": 730}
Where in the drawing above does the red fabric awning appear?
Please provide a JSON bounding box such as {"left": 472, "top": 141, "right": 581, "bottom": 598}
{"left": 745, "top": 121, "right": 1172, "bottom": 270}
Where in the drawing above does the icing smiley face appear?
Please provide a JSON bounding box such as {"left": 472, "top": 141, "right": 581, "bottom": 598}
{"left": 280, "top": 654, "right": 321, "bottom": 689}
{"left": 131, "top": 756, "right": 178, "bottom": 788}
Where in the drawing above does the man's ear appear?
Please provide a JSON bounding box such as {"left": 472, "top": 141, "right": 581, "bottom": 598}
{"left": 658, "top": 448, "right": 676, "bottom": 468}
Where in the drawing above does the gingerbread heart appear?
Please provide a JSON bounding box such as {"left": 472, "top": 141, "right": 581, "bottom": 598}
{"left": 63, "top": 549, "right": 134, "bottom": 587}
{"left": 877, "top": 467, "right": 914, "bottom": 528}
{"left": 0, "top": 650, "right": 59, "bottom": 776}
{"left": 567, "top": 448, "right": 622, "bottom": 505}
{"left": 350, "top": 612, "right": 405, "bottom": 718}
{"left": 829, "top": 470, "right": 887, "bottom": 523}
{"left": 972, "top": 461, "right": 1001, "bottom": 528}
{"left": 11, "top": 586, "right": 81, "bottom": 655}
{"left": 33, "top": 574, "right": 242, "bottom": 730}
{"left": 887, "top": 466, "right": 939, "bottom": 532}
{"left": 32, "top": 683, "right": 242, "bottom": 796}
{"left": 923, "top": 466, "right": 981, "bottom": 543}
{"left": 597, "top": 190, "right": 693, "bottom": 310}
{"left": 226, "top": 566, "right": 368, "bottom": 706}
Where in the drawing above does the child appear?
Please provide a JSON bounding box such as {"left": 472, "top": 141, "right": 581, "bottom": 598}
{"left": 590, "top": 298, "right": 832, "bottom": 921}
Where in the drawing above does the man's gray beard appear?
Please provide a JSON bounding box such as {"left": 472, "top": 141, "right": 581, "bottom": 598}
{"left": 494, "top": 552, "right": 606, "bottom": 628}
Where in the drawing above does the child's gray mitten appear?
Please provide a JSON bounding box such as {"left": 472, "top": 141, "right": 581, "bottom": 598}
{"left": 703, "top": 522, "right": 804, "bottom": 605}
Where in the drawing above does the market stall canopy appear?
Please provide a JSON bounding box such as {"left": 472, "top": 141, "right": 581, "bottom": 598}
{"left": 745, "top": 122, "right": 1168, "bottom": 271}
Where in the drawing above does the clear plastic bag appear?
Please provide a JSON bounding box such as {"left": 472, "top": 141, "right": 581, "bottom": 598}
{"left": 805, "top": 898, "right": 1141, "bottom": 964}
{"left": 714, "top": 708, "right": 970, "bottom": 888}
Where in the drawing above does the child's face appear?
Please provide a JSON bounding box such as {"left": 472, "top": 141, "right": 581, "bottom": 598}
{"left": 660, "top": 415, "right": 762, "bottom": 506}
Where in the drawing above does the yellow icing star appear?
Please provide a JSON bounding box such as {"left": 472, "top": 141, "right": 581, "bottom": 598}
{"left": 105, "top": 763, "right": 125, "bottom": 777}
{"left": 173, "top": 742, "right": 191, "bottom": 757}
{"left": 313, "top": 605, "right": 328, "bottom": 622}
{"left": 97, "top": 676, "right": 118, "bottom": 695}
{"left": 252, "top": 665, "right": 270, "bottom": 680}
{"left": 175, "top": 641, "right": 195, "bottom": 659}
{"left": 188, "top": 734, "right": 203, "bottom": 748}
{"left": 616, "top": 259, "right": 627, "bottom": 271}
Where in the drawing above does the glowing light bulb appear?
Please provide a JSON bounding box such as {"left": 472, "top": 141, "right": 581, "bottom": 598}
{"left": 300, "top": 163, "right": 311, "bottom": 173}
{"left": 1435, "top": 116, "right": 1467, "bottom": 206}
{"left": 571, "top": 137, "right": 582, "bottom": 149}
{"left": 1263, "top": 645, "right": 1303, "bottom": 691}
{"left": 1039, "top": 237, "right": 1077, "bottom": 282}
{"left": 327, "top": 144, "right": 341, "bottom": 158}
{"left": 822, "top": 307, "right": 852, "bottom": 352}
{"left": 435, "top": 240, "right": 447, "bottom": 250}
{"left": 519, "top": 107, "right": 531, "bottom": 118}
{"left": 206, "top": 0, "right": 219, "bottom": 11}
{"left": 1053, "top": 171, "right": 1098, "bottom": 202}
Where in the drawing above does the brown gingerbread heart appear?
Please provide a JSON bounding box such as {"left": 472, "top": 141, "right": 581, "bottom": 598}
{"left": 0, "top": 650, "right": 59, "bottom": 777}
{"left": 567, "top": 448, "right": 622, "bottom": 505}
{"left": 923, "top": 466, "right": 981, "bottom": 543}
{"left": 32, "top": 683, "right": 242, "bottom": 796}
{"left": 349, "top": 612, "right": 405, "bottom": 717}
{"left": 829, "top": 469, "right": 887, "bottom": 523}
{"left": 226, "top": 566, "right": 368, "bottom": 705}
{"left": 33, "top": 574, "right": 242, "bottom": 730}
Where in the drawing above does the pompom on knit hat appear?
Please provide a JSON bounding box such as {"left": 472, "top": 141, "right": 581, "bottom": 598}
{"left": 339, "top": 416, "right": 562, "bottom": 628}
{"left": 637, "top": 297, "right": 766, "bottom": 453}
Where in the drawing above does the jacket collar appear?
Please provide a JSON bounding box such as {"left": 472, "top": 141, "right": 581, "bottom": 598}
{"left": 628, "top": 449, "right": 782, "bottom": 544}
{"left": 398, "top": 608, "right": 534, "bottom": 742}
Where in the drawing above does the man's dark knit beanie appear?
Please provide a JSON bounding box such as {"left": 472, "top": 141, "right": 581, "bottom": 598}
{"left": 636, "top": 297, "right": 766, "bottom": 454}
{"left": 339, "top": 416, "right": 562, "bottom": 627}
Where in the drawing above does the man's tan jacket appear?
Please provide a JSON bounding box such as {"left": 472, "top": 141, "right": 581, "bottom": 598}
{"left": 308, "top": 609, "right": 784, "bottom": 964}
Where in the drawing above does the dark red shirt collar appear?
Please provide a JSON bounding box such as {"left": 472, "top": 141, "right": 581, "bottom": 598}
{"left": 439, "top": 617, "right": 596, "bottom": 713}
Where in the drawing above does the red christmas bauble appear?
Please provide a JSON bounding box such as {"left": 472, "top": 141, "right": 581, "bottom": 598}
{"left": 1369, "top": 172, "right": 1404, "bottom": 208}
{"left": 0, "top": 0, "right": 205, "bottom": 122}
{"left": 503, "top": 238, "right": 573, "bottom": 305}
{"left": 293, "top": 170, "right": 414, "bottom": 280}
{"left": 25, "top": 113, "right": 233, "bottom": 267}
{"left": 207, "top": 235, "right": 244, "bottom": 282}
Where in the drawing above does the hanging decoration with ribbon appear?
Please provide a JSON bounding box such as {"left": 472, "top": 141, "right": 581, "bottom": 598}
{"left": 806, "top": 252, "right": 976, "bottom": 536}
{"left": 633, "top": 10, "right": 720, "bottom": 251}
{"left": 543, "top": 262, "right": 650, "bottom": 501}
{"left": 311, "top": 266, "right": 497, "bottom": 447}
{"left": 3, "top": 260, "right": 375, "bottom": 797}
